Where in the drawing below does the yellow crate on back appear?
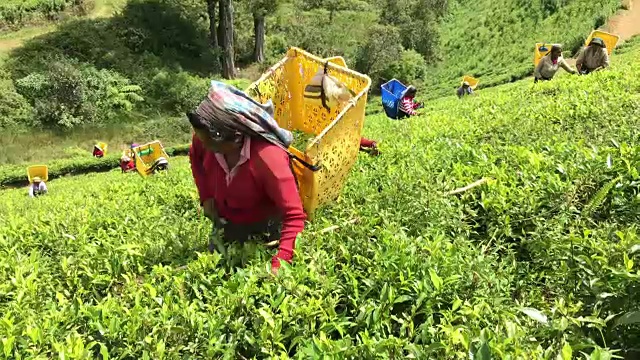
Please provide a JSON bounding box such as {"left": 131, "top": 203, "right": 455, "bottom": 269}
{"left": 584, "top": 30, "right": 619, "bottom": 55}
{"left": 534, "top": 43, "right": 554, "bottom": 66}
{"left": 122, "top": 148, "right": 134, "bottom": 159}
{"left": 27, "top": 165, "right": 48, "bottom": 183}
{"left": 323, "top": 56, "right": 347, "bottom": 68}
{"left": 96, "top": 142, "right": 108, "bottom": 155}
{"left": 461, "top": 75, "right": 479, "bottom": 89}
{"left": 245, "top": 47, "right": 371, "bottom": 218}
{"left": 132, "top": 141, "right": 169, "bottom": 177}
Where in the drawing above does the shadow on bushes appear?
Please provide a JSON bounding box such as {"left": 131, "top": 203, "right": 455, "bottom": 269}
{"left": 7, "top": 0, "right": 218, "bottom": 81}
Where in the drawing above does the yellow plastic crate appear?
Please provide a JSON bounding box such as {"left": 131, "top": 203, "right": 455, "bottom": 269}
{"left": 122, "top": 148, "right": 134, "bottom": 159}
{"left": 323, "top": 56, "right": 347, "bottom": 68}
{"left": 96, "top": 141, "right": 108, "bottom": 155}
{"left": 27, "top": 165, "right": 48, "bottom": 183}
{"left": 132, "top": 141, "right": 169, "bottom": 177}
{"left": 534, "top": 43, "right": 554, "bottom": 66}
{"left": 584, "top": 30, "right": 619, "bottom": 55}
{"left": 461, "top": 75, "right": 479, "bottom": 89}
{"left": 245, "top": 47, "right": 371, "bottom": 218}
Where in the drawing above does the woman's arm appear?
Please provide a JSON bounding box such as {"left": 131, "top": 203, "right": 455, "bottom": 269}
{"left": 602, "top": 50, "right": 610, "bottom": 68}
{"left": 560, "top": 58, "right": 576, "bottom": 74}
{"left": 189, "top": 134, "right": 214, "bottom": 203}
{"left": 254, "top": 144, "right": 306, "bottom": 270}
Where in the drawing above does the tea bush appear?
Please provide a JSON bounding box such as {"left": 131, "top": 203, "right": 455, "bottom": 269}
{"left": 1, "top": 33, "right": 640, "bottom": 360}
{"left": 0, "top": 144, "right": 189, "bottom": 187}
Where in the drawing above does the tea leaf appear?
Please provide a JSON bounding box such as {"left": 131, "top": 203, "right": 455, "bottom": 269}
{"left": 615, "top": 311, "right": 640, "bottom": 327}
{"left": 520, "top": 308, "right": 548, "bottom": 324}
{"left": 429, "top": 269, "right": 443, "bottom": 291}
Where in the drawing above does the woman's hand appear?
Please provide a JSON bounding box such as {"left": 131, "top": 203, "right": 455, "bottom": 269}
{"left": 202, "top": 199, "right": 217, "bottom": 220}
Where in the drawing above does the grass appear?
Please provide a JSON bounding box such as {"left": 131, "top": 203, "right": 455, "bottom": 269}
{"left": 0, "top": 33, "right": 639, "bottom": 359}
{"left": 0, "top": 0, "right": 127, "bottom": 56}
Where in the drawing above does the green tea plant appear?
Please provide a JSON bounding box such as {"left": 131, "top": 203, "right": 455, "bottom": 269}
{"left": 1, "top": 35, "right": 640, "bottom": 360}
{"left": 425, "top": 0, "right": 621, "bottom": 98}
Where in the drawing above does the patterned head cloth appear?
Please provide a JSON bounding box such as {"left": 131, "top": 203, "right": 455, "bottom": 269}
{"left": 191, "top": 80, "right": 293, "bottom": 149}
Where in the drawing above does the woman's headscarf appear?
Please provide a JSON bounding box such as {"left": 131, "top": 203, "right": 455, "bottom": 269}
{"left": 191, "top": 80, "right": 293, "bottom": 149}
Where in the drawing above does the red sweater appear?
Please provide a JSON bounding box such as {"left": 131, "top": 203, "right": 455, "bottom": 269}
{"left": 120, "top": 159, "right": 135, "bottom": 172}
{"left": 189, "top": 134, "right": 306, "bottom": 266}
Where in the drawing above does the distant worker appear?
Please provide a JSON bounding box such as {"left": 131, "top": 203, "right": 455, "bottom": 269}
{"left": 93, "top": 145, "right": 104, "bottom": 158}
{"left": 398, "top": 86, "right": 423, "bottom": 118}
{"left": 534, "top": 44, "right": 577, "bottom": 82}
{"left": 360, "top": 138, "right": 380, "bottom": 156}
{"left": 120, "top": 155, "right": 135, "bottom": 173}
{"left": 576, "top": 37, "right": 610, "bottom": 75}
{"left": 29, "top": 177, "right": 48, "bottom": 198}
{"left": 189, "top": 81, "right": 306, "bottom": 274}
{"left": 457, "top": 81, "right": 474, "bottom": 98}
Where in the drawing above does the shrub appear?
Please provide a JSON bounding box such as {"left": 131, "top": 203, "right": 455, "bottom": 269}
{"left": 15, "top": 57, "right": 143, "bottom": 128}
{"left": 0, "top": 80, "right": 33, "bottom": 128}
{"left": 382, "top": 49, "right": 428, "bottom": 86}
{"left": 147, "top": 70, "right": 209, "bottom": 114}
{"left": 354, "top": 24, "right": 403, "bottom": 87}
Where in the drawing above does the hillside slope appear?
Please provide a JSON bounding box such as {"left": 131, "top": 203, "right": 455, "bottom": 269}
{"left": 1, "top": 37, "right": 639, "bottom": 359}
{"left": 425, "top": 0, "right": 622, "bottom": 98}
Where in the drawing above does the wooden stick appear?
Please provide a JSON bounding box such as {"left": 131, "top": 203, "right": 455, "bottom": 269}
{"left": 317, "top": 218, "right": 359, "bottom": 234}
{"left": 445, "top": 178, "right": 490, "bottom": 196}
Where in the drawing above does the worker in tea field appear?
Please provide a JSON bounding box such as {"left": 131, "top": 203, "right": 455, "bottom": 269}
{"left": 576, "top": 37, "right": 610, "bottom": 75}
{"left": 457, "top": 81, "right": 474, "bottom": 98}
{"left": 29, "top": 177, "right": 48, "bottom": 198}
{"left": 188, "top": 81, "right": 306, "bottom": 274}
{"left": 398, "top": 86, "right": 423, "bottom": 118}
{"left": 360, "top": 138, "right": 380, "bottom": 156}
{"left": 93, "top": 145, "right": 104, "bottom": 158}
{"left": 534, "top": 44, "right": 577, "bottom": 82}
{"left": 120, "top": 154, "right": 135, "bottom": 173}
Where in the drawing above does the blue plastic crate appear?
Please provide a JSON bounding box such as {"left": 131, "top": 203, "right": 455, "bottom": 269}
{"left": 381, "top": 79, "right": 407, "bottom": 119}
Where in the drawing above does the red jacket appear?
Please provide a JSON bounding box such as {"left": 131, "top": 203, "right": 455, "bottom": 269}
{"left": 120, "top": 159, "right": 135, "bottom": 172}
{"left": 189, "top": 134, "right": 306, "bottom": 266}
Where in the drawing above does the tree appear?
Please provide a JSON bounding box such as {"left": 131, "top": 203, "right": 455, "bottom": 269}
{"left": 218, "top": 0, "right": 236, "bottom": 79}
{"left": 380, "top": 0, "right": 448, "bottom": 62}
{"left": 249, "top": 0, "right": 282, "bottom": 63}
{"left": 354, "top": 24, "right": 403, "bottom": 85}
{"left": 206, "top": 0, "right": 218, "bottom": 48}
{"left": 301, "top": 0, "right": 367, "bottom": 21}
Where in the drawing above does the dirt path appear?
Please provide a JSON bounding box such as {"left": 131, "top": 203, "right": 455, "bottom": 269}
{"left": 563, "top": 0, "right": 640, "bottom": 67}
{"left": 604, "top": 0, "right": 640, "bottom": 42}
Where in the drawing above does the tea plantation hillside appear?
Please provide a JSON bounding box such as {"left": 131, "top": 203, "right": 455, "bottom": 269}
{"left": 425, "top": 0, "right": 622, "bottom": 97}
{"left": 1, "top": 40, "right": 640, "bottom": 360}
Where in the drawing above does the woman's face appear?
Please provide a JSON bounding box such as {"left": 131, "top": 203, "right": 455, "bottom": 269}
{"left": 551, "top": 48, "right": 561, "bottom": 58}
{"left": 194, "top": 128, "right": 241, "bottom": 154}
